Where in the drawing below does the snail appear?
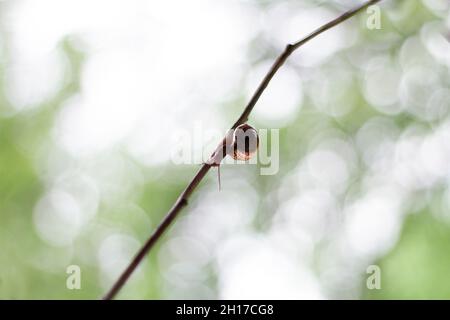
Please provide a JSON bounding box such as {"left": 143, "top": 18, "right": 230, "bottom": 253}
{"left": 230, "top": 123, "right": 259, "bottom": 161}
{"left": 209, "top": 123, "right": 259, "bottom": 190}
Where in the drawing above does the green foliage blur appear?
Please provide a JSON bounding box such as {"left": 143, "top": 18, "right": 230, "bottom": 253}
{"left": 0, "top": 0, "right": 450, "bottom": 299}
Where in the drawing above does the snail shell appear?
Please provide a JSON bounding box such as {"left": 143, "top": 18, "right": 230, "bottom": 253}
{"left": 231, "top": 124, "right": 259, "bottom": 161}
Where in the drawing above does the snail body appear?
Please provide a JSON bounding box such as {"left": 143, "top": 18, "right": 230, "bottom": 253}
{"left": 230, "top": 123, "right": 259, "bottom": 161}
{"left": 208, "top": 123, "right": 259, "bottom": 190}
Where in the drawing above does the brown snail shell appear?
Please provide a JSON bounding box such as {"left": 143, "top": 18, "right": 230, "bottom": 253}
{"left": 231, "top": 123, "right": 259, "bottom": 161}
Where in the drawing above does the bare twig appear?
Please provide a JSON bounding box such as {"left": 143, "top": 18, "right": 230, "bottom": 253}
{"left": 103, "top": 0, "right": 383, "bottom": 300}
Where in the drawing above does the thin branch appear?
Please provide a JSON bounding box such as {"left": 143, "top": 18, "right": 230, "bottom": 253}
{"left": 103, "top": 0, "right": 383, "bottom": 300}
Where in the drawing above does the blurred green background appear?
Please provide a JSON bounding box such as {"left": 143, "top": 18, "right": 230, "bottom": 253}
{"left": 1, "top": 0, "right": 450, "bottom": 299}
